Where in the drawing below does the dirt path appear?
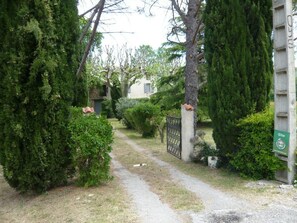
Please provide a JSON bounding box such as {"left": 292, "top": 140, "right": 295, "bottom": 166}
{"left": 113, "top": 130, "right": 297, "bottom": 223}
{"left": 112, "top": 157, "right": 182, "bottom": 223}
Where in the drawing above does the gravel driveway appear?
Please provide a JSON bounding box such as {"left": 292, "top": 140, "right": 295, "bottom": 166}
{"left": 112, "top": 130, "right": 297, "bottom": 223}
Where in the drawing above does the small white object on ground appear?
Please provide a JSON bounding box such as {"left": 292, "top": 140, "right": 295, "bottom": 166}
{"left": 133, "top": 163, "right": 147, "bottom": 167}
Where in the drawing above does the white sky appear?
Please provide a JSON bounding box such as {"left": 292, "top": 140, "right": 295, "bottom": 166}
{"left": 78, "top": 0, "right": 172, "bottom": 50}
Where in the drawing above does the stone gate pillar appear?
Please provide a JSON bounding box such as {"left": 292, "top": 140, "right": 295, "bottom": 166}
{"left": 181, "top": 105, "right": 195, "bottom": 162}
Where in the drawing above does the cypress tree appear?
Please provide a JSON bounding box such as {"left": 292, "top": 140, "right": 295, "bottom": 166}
{"left": 204, "top": 0, "right": 253, "bottom": 161}
{"left": 244, "top": 0, "right": 273, "bottom": 111}
{"left": 204, "top": 0, "right": 273, "bottom": 162}
{"left": 0, "top": 0, "right": 80, "bottom": 193}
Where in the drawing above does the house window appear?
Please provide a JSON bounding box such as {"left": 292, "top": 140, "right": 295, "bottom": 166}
{"left": 144, "top": 83, "right": 153, "bottom": 94}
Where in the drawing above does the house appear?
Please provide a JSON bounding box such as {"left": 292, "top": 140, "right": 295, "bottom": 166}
{"left": 89, "top": 85, "right": 107, "bottom": 115}
{"left": 88, "top": 77, "right": 155, "bottom": 114}
{"left": 127, "top": 78, "right": 155, "bottom": 99}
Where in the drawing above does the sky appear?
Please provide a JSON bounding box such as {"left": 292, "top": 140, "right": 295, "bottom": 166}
{"left": 78, "top": 0, "right": 172, "bottom": 50}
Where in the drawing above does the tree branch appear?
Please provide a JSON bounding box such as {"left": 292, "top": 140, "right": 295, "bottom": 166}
{"left": 79, "top": 3, "right": 100, "bottom": 43}
{"left": 76, "top": 0, "right": 106, "bottom": 77}
{"left": 171, "top": 0, "right": 187, "bottom": 24}
{"left": 79, "top": 4, "right": 98, "bottom": 17}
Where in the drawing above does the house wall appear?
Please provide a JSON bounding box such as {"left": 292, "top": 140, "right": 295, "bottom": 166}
{"left": 89, "top": 86, "right": 106, "bottom": 111}
{"left": 128, "top": 78, "right": 155, "bottom": 99}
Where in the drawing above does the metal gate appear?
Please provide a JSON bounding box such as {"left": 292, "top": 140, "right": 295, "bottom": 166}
{"left": 166, "top": 116, "right": 182, "bottom": 159}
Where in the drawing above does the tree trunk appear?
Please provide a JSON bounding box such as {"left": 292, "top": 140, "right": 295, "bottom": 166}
{"left": 171, "top": 0, "right": 200, "bottom": 113}
{"left": 184, "top": 0, "right": 199, "bottom": 112}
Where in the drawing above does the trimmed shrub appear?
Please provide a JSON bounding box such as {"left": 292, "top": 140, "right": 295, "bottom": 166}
{"left": 230, "top": 109, "right": 284, "bottom": 179}
{"left": 128, "top": 102, "right": 161, "bottom": 138}
{"left": 68, "top": 109, "right": 113, "bottom": 187}
{"left": 123, "top": 108, "right": 137, "bottom": 130}
{"left": 115, "top": 98, "right": 140, "bottom": 128}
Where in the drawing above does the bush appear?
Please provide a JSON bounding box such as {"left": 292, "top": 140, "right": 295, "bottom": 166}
{"left": 126, "top": 102, "right": 161, "bottom": 138}
{"left": 68, "top": 110, "right": 113, "bottom": 187}
{"left": 115, "top": 98, "right": 140, "bottom": 127}
{"left": 102, "top": 99, "right": 114, "bottom": 118}
{"left": 230, "top": 109, "right": 284, "bottom": 179}
{"left": 164, "top": 109, "right": 181, "bottom": 117}
{"left": 69, "top": 107, "right": 84, "bottom": 120}
{"left": 123, "top": 108, "right": 137, "bottom": 130}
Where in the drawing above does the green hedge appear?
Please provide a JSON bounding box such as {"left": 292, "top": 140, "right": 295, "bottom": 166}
{"left": 68, "top": 108, "right": 113, "bottom": 186}
{"left": 230, "top": 109, "right": 284, "bottom": 179}
{"left": 125, "top": 102, "right": 161, "bottom": 138}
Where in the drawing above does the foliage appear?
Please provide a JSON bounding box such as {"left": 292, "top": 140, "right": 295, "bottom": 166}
{"left": 244, "top": 0, "right": 273, "bottom": 112}
{"left": 124, "top": 102, "right": 162, "bottom": 138}
{"left": 151, "top": 43, "right": 209, "bottom": 122}
{"left": 165, "top": 109, "right": 181, "bottom": 117}
{"left": 204, "top": 0, "right": 272, "bottom": 163}
{"left": 191, "top": 130, "right": 218, "bottom": 164}
{"left": 102, "top": 99, "right": 114, "bottom": 118}
{"left": 68, "top": 109, "right": 113, "bottom": 187}
{"left": 151, "top": 66, "right": 185, "bottom": 111}
{"left": 70, "top": 107, "right": 85, "bottom": 120}
{"left": 72, "top": 16, "right": 103, "bottom": 107}
{"left": 230, "top": 110, "right": 284, "bottom": 179}
{"left": 115, "top": 98, "right": 140, "bottom": 127}
{"left": 73, "top": 76, "right": 88, "bottom": 107}
{"left": 0, "top": 0, "right": 80, "bottom": 193}
{"left": 123, "top": 108, "right": 137, "bottom": 130}
{"left": 79, "top": 17, "right": 103, "bottom": 57}
{"left": 156, "top": 116, "right": 167, "bottom": 143}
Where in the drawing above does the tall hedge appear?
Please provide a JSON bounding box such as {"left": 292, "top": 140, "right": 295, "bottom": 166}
{"left": 204, "top": 0, "right": 272, "bottom": 162}
{"left": 0, "top": 0, "right": 80, "bottom": 193}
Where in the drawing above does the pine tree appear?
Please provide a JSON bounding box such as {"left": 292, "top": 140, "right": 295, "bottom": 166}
{"left": 204, "top": 0, "right": 273, "bottom": 162}
{"left": 0, "top": 0, "right": 80, "bottom": 193}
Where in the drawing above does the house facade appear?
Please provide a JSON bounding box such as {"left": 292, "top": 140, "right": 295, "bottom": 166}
{"left": 89, "top": 85, "right": 107, "bottom": 115}
{"left": 127, "top": 78, "right": 155, "bottom": 99}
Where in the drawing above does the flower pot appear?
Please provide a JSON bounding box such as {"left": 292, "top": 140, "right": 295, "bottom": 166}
{"left": 208, "top": 156, "right": 218, "bottom": 168}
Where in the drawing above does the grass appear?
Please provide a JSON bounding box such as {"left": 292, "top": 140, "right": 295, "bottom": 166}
{"left": 0, "top": 165, "right": 138, "bottom": 223}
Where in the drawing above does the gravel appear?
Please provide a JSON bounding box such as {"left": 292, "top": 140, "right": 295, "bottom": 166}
{"left": 112, "top": 155, "right": 182, "bottom": 223}
{"left": 114, "top": 130, "right": 297, "bottom": 223}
